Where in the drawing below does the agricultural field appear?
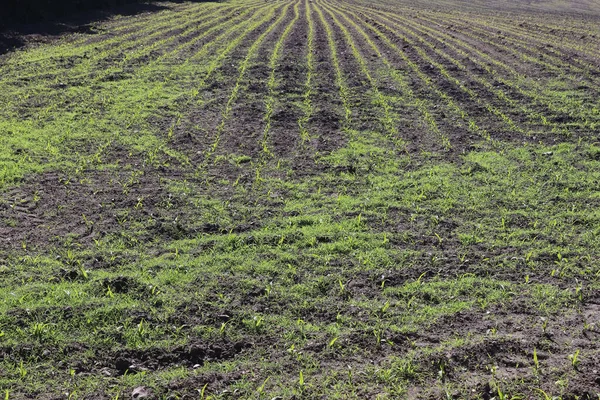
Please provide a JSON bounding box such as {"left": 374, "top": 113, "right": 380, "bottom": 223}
{"left": 1, "top": 0, "right": 600, "bottom": 397}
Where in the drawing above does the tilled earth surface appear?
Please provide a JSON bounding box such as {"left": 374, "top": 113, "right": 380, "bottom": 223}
{"left": 1, "top": 0, "right": 600, "bottom": 398}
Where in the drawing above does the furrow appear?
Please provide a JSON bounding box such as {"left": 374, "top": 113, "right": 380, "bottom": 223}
{"left": 259, "top": 0, "right": 303, "bottom": 163}
{"left": 297, "top": 0, "right": 316, "bottom": 144}
{"left": 330, "top": 3, "right": 490, "bottom": 144}
{"left": 413, "top": 12, "right": 600, "bottom": 132}
{"left": 194, "top": 2, "right": 296, "bottom": 170}
{"left": 0, "top": 2, "right": 226, "bottom": 82}
{"left": 0, "top": 4, "right": 273, "bottom": 128}
{"left": 340, "top": 2, "right": 525, "bottom": 139}
{"left": 351, "top": 4, "right": 567, "bottom": 136}
{"left": 324, "top": 0, "right": 461, "bottom": 151}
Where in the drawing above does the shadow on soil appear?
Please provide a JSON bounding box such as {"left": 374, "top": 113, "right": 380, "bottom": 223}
{"left": 0, "top": 0, "right": 220, "bottom": 56}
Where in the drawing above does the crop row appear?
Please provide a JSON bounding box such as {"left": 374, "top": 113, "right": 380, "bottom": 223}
{"left": 0, "top": 1, "right": 271, "bottom": 127}
{"left": 421, "top": 13, "right": 600, "bottom": 129}
{"left": 335, "top": 1, "right": 599, "bottom": 138}
{"left": 261, "top": 1, "right": 302, "bottom": 159}
{"left": 198, "top": 2, "right": 296, "bottom": 170}
{"left": 2, "top": 0, "right": 597, "bottom": 187}
{"left": 0, "top": 1, "right": 284, "bottom": 186}
{"left": 358, "top": 5, "right": 562, "bottom": 134}
{"left": 1, "top": 2, "right": 229, "bottom": 82}
{"left": 159, "top": 0, "right": 599, "bottom": 158}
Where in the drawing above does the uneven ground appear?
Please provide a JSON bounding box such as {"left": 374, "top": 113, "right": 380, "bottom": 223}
{"left": 1, "top": 0, "right": 600, "bottom": 398}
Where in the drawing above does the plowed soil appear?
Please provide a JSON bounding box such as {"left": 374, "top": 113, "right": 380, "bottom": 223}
{"left": 1, "top": 0, "right": 600, "bottom": 398}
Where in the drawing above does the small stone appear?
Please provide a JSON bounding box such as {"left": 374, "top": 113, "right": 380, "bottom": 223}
{"left": 132, "top": 386, "right": 151, "bottom": 399}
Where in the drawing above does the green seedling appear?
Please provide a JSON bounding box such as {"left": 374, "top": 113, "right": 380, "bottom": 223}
{"left": 328, "top": 337, "right": 339, "bottom": 348}
{"left": 535, "top": 388, "right": 552, "bottom": 400}
{"left": 198, "top": 383, "right": 209, "bottom": 399}
{"left": 17, "top": 361, "right": 27, "bottom": 380}
{"left": 298, "top": 370, "right": 305, "bottom": 392}
{"left": 540, "top": 317, "right": 548, "bottom": 335}
{"left": 257, "top": 376, "right": 270, "bottom": 394}
{"left": 568, "top": 349, "right": 580, "bottom": 370}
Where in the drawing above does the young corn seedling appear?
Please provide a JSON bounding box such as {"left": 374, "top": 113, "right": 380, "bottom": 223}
{"left": 540, "top": 317, "right": 549, "bottom": 337}
{"left": 328, "top": 336, "right": 339, "bottom": 349}
{"left": 568, "top": 349, "right": 580, "bottom": 370}
{"left": 17, "top": 361, "right": 27, "bottom": 380}
{"left": 198, "top": 383, "right": 209, "bottom": 400}
{"left": 373, "top": 325, "right": 385, "bottom": 347}
{"left": 298, "top": 370, "right": 306, "bottom": 393}
{"left": 297, "top": 319, "right": 307, "bottom": 340}
{"left": 533, "top": 347, "right": 540, "bottom": 374}
{"left": 30, "top": 322, "right": 49, "bottom": 340}
{"left": 437, "top": 361, "right": 447, "bottom": 383}
{"left": 250, "top": 316, "right": 264, "bottom": 333}
{"left": 535, "top": 388, "right": 553, "bottom": 400}
{"left": 137, "top": 319, "right": 147, "bottom": 341}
